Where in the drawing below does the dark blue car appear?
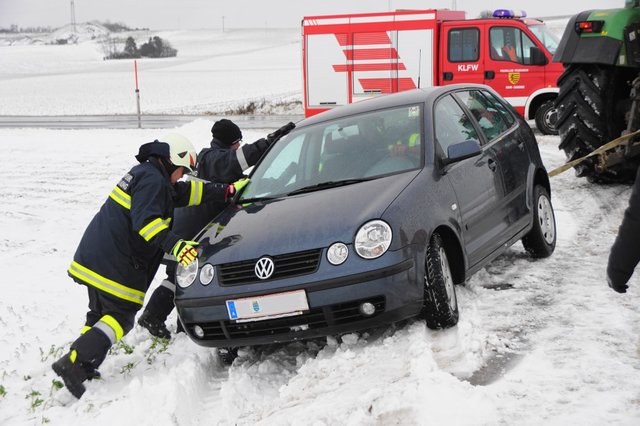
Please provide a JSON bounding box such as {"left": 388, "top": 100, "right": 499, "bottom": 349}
{"left": 174, "top": 84, "right": 556, "bottom": 348}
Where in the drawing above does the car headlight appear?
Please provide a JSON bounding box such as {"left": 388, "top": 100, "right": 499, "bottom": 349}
{"left": 176, "top": 258, "right": 198, "bottom": 288}
{"left": 200, "top": 263, "right": 214, "bottom": 285}
{"left": 354, "top": 220, "right": 392, "bottom": 259}
{"left": 327, "top": 242, "right": 349, "bottom": 265}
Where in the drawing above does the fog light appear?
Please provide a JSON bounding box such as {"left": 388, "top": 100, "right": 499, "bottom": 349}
{"left": 327, "top": 242, "right": 348, "bottom": 265}
{"left": 193, "top": 325, "right": 204, "bottom": 338}
{"left": 359, "top": 302, "right": 376, "bottom": 316}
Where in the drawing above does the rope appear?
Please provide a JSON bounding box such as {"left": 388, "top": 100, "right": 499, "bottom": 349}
{"left": 548, "top": 129, "right": 640, "bottom": 177}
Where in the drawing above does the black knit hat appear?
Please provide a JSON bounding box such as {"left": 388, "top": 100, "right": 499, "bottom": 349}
{"left": 211, "top": 119, "right": 242, "bottom": 146}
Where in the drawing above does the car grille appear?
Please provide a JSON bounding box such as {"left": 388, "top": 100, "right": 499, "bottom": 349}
{"left": 186, "top": 296, "right": 385, "bottom": 342}
{"left": 218, "top": 249, "right": 322, "bottom": 285}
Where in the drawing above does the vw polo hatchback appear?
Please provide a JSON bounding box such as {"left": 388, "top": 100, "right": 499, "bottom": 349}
{"left": 174, "top": 84, "right": 556, "bottom": 348}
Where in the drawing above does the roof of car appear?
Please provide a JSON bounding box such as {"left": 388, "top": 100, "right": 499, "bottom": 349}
{"left": 299, "top": 84, "right": 495, "bottom": 127}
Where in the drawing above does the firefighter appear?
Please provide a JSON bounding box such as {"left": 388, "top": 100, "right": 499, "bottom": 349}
{"left": 138, "top": 119, "right": 295, "bottom": 339}
{"left": 52, "top": 133, "right": 246, "bottom": 399}
{"left": 502, "top": 33, "right": 517, "bottom": 62}
{"left": 607, "top": 166, "right": 640, "bottom": 293}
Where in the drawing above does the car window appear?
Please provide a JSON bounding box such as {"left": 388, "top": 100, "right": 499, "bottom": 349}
{"left": 481, "top": 90, "right": 516, "bottom": 127}
{"left": 434, "top": 94, "right": 480, "bottom": 156}
{"left": 454, "top": 90, "right": 509, "bottom": 142}
{"left": 240, "top": 105, "right": 423, "bottom": 200}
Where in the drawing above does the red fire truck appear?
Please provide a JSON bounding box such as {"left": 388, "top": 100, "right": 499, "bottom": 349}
{"left": 302, "top": 9, "right": 563, "bottom": 134}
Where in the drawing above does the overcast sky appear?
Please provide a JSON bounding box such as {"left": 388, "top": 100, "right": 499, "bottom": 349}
{"left": 0, "top": 0, "right": 626, "bottom": 30}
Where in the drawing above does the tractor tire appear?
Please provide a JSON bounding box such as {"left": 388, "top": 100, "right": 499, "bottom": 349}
{"left": 534, "top": 100, "right": 558, "bottom": 136}
{"left": 555, "top": 64, "right": 639, "bottom": 182}
{"left": 422, "top": 233, "right": 459, "bottom": 330}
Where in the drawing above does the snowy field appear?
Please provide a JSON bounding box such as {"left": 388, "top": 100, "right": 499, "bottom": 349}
{"left": 1, "top": 24, "right": 640, "bottom": 426}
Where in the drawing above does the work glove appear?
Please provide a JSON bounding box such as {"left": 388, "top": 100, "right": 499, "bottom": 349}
{"left": 607, "top": 276, "right": 628, "bottom": 294}
{"left": 172, "top": 240, "right": 199, "bottom": 267}
{"left": 266, "top": 122, "right": 295, "bottom": 144}
{"left": 225, "top": 177, "right": 250, "bottom": 200}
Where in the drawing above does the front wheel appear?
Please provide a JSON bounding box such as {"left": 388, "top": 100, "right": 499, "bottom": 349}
{"left": 534, "top": 100, "right": 558, "bottom": 136}
{"left": 522, "top": 185, "right": 556, "bottom": 258}
{"left": 422, "top": 233, "right": 459, "bottom": 329}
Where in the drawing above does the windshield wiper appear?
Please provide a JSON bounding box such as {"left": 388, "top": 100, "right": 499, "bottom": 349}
{"left": 286, "top": 178, "right": 370, "bottom": 196}
{"left": 238, "top": 196, "right": 277, "bottom": 203}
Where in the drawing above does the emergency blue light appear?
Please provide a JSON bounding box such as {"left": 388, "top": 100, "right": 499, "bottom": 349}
{"left": 493, "top": 9, "right": 527, "bottom": 18}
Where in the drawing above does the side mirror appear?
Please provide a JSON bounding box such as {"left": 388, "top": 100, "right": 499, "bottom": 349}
{"left": 530, "top": 46, "right": 548, "bottom": 65}
{"left": 443, "top": 139, "right": 482, "bottom": 165}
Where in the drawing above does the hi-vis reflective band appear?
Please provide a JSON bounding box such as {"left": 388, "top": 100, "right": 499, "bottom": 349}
{"left": 236, "top": 147, "right": 250, "bottom": 171}
{"left": 81, "top": 325, "right": 91, "bottom": 334}
{"left": 139, "top": 217, "right": 171, "bottom": 242}
{"left": 68, "top": 261, "right": 146, "bottom": 305}
{"left": 188, "top": 180, "right": 204, "bottom": 206}
{"left": 160, "top": 278, "right": 176, "bottom": 292}
{"left": 109, "top": 186, "right": 132, "bottom": 209}
{"left": 94, "top": 315, "right": 124, "bottom": 344}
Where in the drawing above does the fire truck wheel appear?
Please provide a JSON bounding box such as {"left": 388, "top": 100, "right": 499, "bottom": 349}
{"left": 534, "top": 100, "right": 558, "bottom": 135}
{"left": 422, "top": 233, "right": 459, "bottom": 330}
{"left": 522, "top": 185, "right": 556, "bottom": 258}
{"left": 555, "top": 63, "right": 638, "bottom": 182}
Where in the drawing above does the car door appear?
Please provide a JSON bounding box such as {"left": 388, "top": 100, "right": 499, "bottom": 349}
{"left": 434, "top": 94, "right": 506, "bottom": 267}
{"left": 453, "top": 89, "right": 530, "bottom": 237}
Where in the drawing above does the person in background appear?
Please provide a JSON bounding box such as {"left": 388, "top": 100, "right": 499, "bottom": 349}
{"left": 607, "top": 166, "right": 640, "bottom": 293}
{"left": 502, "top": 32, "right": 517, "bottom": 62}
{"left": 138, "top": 119, "right": 295, "bottom": 339}
{"left": 52, "top": 134, "right": 245, "bottom": 399}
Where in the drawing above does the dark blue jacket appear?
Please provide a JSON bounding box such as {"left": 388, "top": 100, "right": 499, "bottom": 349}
{"left": 608, "top": 166, "right": 640, "bottom": 287}
{"left": 68, "top": 157, "right": 228, "bottom": 307}
{"left": 172, "top": 137, "right": 271, "bottom": 240}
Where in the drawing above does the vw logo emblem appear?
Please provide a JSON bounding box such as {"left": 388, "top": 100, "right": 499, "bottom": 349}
{"left": 255, "top": 257, "right": 275, "bottom": 280}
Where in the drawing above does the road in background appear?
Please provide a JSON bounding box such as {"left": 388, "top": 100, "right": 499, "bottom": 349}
{"left": 0, "top": 114, "right": 305, "bottom": 129}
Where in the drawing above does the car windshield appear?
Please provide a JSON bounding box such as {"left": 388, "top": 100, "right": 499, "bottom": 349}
{"left": 528, "top": 24, "right": 559, "bottom": 55}
{"left": 240, "top": 104, "right": 423, "bottom": 200}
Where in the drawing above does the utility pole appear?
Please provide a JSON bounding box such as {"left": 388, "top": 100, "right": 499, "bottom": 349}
{"left": 452, "top": 0, "right": 457, "bottom": 10}
{"left": 70, "top": 0, "right": 77, "bottom": 35}
{"left": 222, "top": 16, "right": 225, "bottom": 33}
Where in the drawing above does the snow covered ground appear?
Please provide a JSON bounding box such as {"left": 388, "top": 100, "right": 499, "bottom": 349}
{"left": 1, "top": 23, "right": 640, "bottom": 426}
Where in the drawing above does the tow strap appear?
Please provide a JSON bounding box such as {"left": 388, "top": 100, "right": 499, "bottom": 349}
{"left": 548, "top": 129, "right": 640, "bottom": 177}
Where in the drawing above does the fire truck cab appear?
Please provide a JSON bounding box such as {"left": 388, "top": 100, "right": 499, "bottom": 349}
{"left": 302, "top": 9, "right": 563, "bottom": 134}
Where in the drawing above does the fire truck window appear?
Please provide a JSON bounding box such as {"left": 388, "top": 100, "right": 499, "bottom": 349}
{"left": 434, "top": 95, "right": 480, "bottom": 157}
{"left": 489, "top": 27, "right": 538, "bottom": 65}
{"left": 448, "top": 28, "right": 479, "bottom": 62}
{"left": 455, "top": 90, "right": 509, "bottom": 141}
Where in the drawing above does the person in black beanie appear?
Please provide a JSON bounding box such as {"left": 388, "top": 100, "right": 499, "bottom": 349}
{"left": 138, "top": 118, "right": 295, "bottom": 340}
{"left": 607, "top": 166, "right": 640, "bottom": 293}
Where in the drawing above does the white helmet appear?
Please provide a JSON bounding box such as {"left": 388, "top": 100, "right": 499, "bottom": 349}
{"left": 161, "top": 133, "right": 197, "bottom": 173}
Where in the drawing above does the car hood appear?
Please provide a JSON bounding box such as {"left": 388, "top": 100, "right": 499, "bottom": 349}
{"left": 197, "top": 171, "right": 419, "bottom": 263}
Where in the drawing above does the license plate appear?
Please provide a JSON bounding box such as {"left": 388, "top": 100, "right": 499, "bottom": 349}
{"left": 226, "top": 289, "right": 309, "bottom": 322}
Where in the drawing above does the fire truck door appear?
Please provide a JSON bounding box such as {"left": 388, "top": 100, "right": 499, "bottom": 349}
{"left": 306, "top": 33, "right": 349, "bottom": 108}
{"left": 484, "top": 25, "right": 546, "bottom": 116}
{"left": 440, "top": 23, "right": 484, "bottom": 85}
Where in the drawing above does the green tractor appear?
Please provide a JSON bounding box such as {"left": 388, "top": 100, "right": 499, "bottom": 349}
{"left": 554, "top": 0, "right": 640, "bottom": 182}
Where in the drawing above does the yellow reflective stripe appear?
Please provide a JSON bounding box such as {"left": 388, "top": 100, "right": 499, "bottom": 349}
{"left": 68, "top": 261, "right": 145, "bottom": 305}
{"left": 81, "top": 325, "right": 91, "bottom": 335}
{"left": 109, "top": 186, "right": 131, "bottom": 210}
{"left": 100, "top": 315, "right": 124, "bottom": 341}
{"left": 70, "top": 349, "right": 78, "bottom": 363}
{"left": 188, "top": 180, "right": 204, "bottom": 206}
{"left": 139, "top": 217, "right": 171, "bottom": 242}
{"left": 408, "top": 133, "right": 419, "bottom": 147}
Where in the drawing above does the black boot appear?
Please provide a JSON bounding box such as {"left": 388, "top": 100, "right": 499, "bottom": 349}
{"left": 82, "top": 363, "right": 101, "bottom": 381}
{"left": 52, "top": 351, "right": 87, "bottom": 399}
{"left": 138, "top": 310, "right": 171, "bottom": 339}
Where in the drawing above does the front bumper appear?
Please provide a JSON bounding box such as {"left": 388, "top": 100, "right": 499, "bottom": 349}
{"left": 175, "top": 255, "right": 423, "bottom": 348}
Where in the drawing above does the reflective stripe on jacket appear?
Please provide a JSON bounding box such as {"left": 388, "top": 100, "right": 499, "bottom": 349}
{"left": 69, "top": 158, "right": 228, "bottom": 305}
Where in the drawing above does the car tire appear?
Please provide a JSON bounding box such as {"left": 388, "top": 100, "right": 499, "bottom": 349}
{"left": 522, "top": 185, "right": 556, "bottom": 258}
{"left": 534, "top": 100, "right": 558, "bottom": 136}
{"left": 422, "top": 233, "right": 459, "bottom": 329}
